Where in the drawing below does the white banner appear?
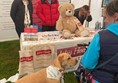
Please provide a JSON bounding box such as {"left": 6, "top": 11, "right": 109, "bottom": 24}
{"left": 59, "top": 0, "right": 70, "bottom": 4}
{"left": 0, "top": 0, "right": 18, "bottom": 42}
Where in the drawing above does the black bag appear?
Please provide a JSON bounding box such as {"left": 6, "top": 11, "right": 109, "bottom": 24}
{"left": 79, "top": 69, "right": 92, "bottom": 83}
{"left": 75, "top": 65, "right": 93, "bottom": 83}
{"left": 75, "top": 53, "right": 118, "bottom": 83}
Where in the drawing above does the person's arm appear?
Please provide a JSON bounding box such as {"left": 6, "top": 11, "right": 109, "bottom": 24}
{"left": 36, "top": 0, "right": 45, "bottom": 22}
{"left": 10, "top": 0, "right": 19, "bottom": 23}
{"left": 81, "top": 33, "right": 100, "bottom": 69}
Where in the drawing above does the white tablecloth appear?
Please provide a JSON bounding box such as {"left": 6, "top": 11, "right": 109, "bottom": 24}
{"left": 20, "top": 34, "right": 93, "bottom": 50}
{"left": 19, "top": 33, "right": 93, "bottom": 76}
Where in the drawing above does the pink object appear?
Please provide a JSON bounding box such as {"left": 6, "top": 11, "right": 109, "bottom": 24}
{"left": 24, "top": 28, "right": 38, "bottom": 33}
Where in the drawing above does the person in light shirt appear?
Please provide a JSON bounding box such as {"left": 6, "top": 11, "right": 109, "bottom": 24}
{"left": 10, "top": 0, "right": 33, "bottom": 38}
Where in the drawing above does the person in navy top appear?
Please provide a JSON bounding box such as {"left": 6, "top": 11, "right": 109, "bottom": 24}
{"left": 81, "top": 0, "right": 118, "bottom": 83}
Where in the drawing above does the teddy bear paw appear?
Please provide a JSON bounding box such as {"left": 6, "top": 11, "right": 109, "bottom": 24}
{"left": 63, "top": 32, "right": 72, "bottom": 39}
{"left": 80, "top": 30, "right": 89, "bottom": 37}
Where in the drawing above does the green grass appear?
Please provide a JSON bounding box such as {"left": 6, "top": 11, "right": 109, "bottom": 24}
{"left": 0, "top": 40, "right": 20, "bottom": 79}
{"left": 0, "top": 40, "right": 78, "bottom": 83}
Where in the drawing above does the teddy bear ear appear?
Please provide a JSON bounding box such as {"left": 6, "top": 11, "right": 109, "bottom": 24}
{"left": 58, "top": 5, "right": 62, "bottom": 12}
{"left": 71, "top": 3, "right": 75, "bottom": 9}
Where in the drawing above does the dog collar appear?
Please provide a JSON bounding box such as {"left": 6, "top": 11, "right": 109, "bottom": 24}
{"left": 46, "top": 66, "right": 62, "bottom": 80}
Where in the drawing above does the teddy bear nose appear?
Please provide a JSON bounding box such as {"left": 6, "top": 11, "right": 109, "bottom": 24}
{"left": 69, "top": 10, "right": 71, "bottom": 13}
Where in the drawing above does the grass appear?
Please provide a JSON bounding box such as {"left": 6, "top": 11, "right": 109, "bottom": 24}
{"left": 0, "top": 40, "right": 20, "bottom": 79}
{"left": 0, "top": 40, "right": 78, "bottom": 83}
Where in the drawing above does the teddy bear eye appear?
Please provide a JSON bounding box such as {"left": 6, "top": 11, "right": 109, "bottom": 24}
{"left": 66, "top": 9, "right": 68, "bottom": 11}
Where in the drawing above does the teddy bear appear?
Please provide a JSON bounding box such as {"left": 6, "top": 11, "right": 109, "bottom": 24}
{"left": 56, "top": 3, "right": 89, "bottom": 39}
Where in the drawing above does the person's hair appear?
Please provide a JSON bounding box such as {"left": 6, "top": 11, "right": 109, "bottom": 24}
{"left": 82, "top": 5, "right": 90, "bottom": 11}
{"left": 77, "top": 8, "right": 85, "bottom": 18}
{"left": 106, "top": 0, "right": 118, "bottom": 16}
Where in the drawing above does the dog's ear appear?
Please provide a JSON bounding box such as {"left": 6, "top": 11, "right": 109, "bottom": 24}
{"left": 58, "top": 54, "right": 64, "bottom": 62}
{"left": 57, "top": 55, "right": 65, "bottom": 71}
{"left": 51, "top": 54, "right": 65, "bottom": 71}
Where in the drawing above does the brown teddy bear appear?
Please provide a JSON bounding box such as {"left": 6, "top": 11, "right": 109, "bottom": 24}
{"left": 56, "top": 3, "right": 89, "bottom": 39}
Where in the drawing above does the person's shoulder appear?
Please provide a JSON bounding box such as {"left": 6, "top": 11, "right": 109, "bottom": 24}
{"left": 37, "top": 0, "right": 43, "bottom": 3}
{"left": 75, "top": 8, "right": 80, "bottom": 11}
{"left": 98, "top": 30, "right": 108, "bottom": 35}
{"left": 15, "top": 0, "right": 21, "bottom": 2}
{"left": 74, "top": 8, "right": 80, "bottom": 14}
{"left": 12, "top": 0, "right": 21, "bottom": 4}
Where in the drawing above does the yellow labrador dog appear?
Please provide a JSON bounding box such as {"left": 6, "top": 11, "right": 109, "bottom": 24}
{"left": 15, "top": 53, "right": 77, "bottom": 83}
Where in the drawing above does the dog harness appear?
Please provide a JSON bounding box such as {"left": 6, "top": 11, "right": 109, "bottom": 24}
{"left": 46, "top": 66, "right": 62, "bottom": 80}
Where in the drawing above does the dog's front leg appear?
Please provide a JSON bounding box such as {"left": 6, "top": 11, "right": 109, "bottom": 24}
{"left": 61, "top": 75, "right": 64, "bottom": 83}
